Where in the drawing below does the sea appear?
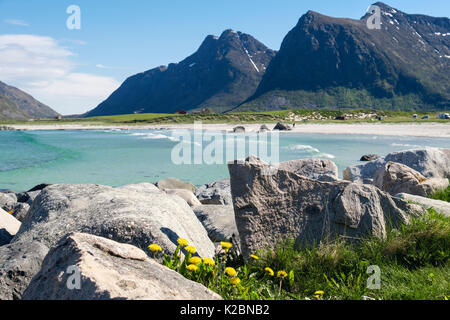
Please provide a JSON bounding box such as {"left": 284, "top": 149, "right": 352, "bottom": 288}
{"left": 1, "top": 129, "right": 449, "bottom": 192}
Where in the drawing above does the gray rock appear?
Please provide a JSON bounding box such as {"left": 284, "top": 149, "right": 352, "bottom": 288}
{"left": 16, "top": 191, "right": 42, "bottom": 206}
{"left": 0, "top": 208, "right": 21, "bottom": 246}
{"left": 11, "top": 203, "right": 30, "bottom": 222}
{"left": 192, "top": 205, "right": 239, "bottom": 242}
{"left": 374, "top": 162, "right": 449, "bottom": 197}
{"left": 12, "top": 183, "right": 215, "bottom": 260}
{"left": 259, "top": 124, "right": 270, "bottom": 132}
{"left": 156, "top": 178, "right": 196, "bottom": 193}
{"left": 165, "top": 189, "right": 202, "bottom": 207}
{"left": 360, "top": 154, "right": 379, "bottom": 162}
{"left": 395, "top": 193, "right": 450, "bottom": 217}
{"left": 233, "top": 126, "right": 245, "bottom": 133}
{"left": 384, "top": 148, "right": 450, "bottom": 179}
{"left": 343, "top": 158, "right": 386, "bottom": 184}
{"left": 344, "top": 148, "right": 450, "bottom": 184}
{"left": 228, "top": 157, "right": 423, "bottom": 257}
{"left": 195, "top": 179, "right": 232, "bottom": 205}
{"left": 278, "top": 158, "right": 339, "bottom": 181}
{"left": 0, "top": 240, "right": 49, "bottom": 300}
{"left": 273, "top": 122, "right": 292, "bottom": 131}
{"left": 0, "top": 192, "right": 17, "bottom": 212}
{"left": 22, "top": 233, "right": 222, "bottom": 300}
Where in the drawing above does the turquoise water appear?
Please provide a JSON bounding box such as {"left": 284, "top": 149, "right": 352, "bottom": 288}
{"left": 1, "top": 129, "right": 449, "bottom": 192}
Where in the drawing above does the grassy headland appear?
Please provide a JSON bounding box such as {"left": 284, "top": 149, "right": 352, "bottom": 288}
{"left": 1, "top": 109, "right": 449, "bottom": 126}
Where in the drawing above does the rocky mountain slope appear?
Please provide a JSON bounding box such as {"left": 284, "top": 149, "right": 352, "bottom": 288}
{"left": 235, "top": 2, "right": 450, "bottom": 112}
{"left": 0, "top": 81, "right": 59, "bottom": 120}
{"left": 87, "top": 30, "right": 276, "bottom": 116}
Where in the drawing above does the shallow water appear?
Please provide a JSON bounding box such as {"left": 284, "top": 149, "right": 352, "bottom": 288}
{"left": 1, "top": 129, "right": 449, "bottom": 191}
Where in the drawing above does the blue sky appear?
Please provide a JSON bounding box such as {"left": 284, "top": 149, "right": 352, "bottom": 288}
{"left": 0, "top": 0, "right": 449, "bottom": 115}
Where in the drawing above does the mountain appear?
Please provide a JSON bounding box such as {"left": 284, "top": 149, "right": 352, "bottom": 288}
{"left": 0, "top": 81, "right": 60, "bottom": 120}
{"left": 86, "top": 30, "right": 276, "bottom": 117}
{"left": 235, "top": 2, "right": 450, "bottom": 112}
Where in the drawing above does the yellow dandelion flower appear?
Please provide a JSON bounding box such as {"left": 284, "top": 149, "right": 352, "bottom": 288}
{"left": 265, "top": 267, "right": 274, "bottom": 276}
{"left": 314, "top": 290, "right": 325, "bottom": 296}
{"left": 250, "top": 254, "right": 259, "bottom": 260}
{"left": 314, "top": 295, "right": 320, "bottom": 300}
{"left": 189, "top": 256, "right": 202, "bottom": 265}
{"left": 186, "top": 264, "right": 199, "bottom": 272}
{"left": 8, "top": 210, "right": 13, "bottom": 215}
{"left": 221, "top": 242, "right": 232, "bottom": 251}
{"left": 203, "top": 257, "right": 215, "bottom": 266}
{"left": 230, "top": 277, "right": 241, "bottom": 285}
{"left": 225, "top": 267, "right": 237, "bottom": 277}
{"left": 148, "top": 244, "right": 162, "bottom": 252}
{"left": 277, "top": 270, "right": 288, "bottom": 278}
{"left": 185, "top": 246, "right": 196, "bottom": 254}
{"left": 177, "top": 238, "right": 188, "bottom": 247}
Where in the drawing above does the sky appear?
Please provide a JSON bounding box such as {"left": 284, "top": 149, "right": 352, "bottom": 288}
{"left": 0, "top": 0, "right": 449, "bottom": 115}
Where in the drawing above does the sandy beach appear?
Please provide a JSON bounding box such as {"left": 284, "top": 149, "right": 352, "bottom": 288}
{"left": 6, "top": 122, "right": 450, "bottom": 138}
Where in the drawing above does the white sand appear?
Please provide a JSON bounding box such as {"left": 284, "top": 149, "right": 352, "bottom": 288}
{"left": 7, "top": 122, "right": 450, "bottom": 138}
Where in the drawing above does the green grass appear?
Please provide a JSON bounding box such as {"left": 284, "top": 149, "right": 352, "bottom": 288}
{"left": 162, "top": 210, "right": 449, "bottom": 300}
{"left": 430, "top": 186, "right": 450, "bottom": 203}
{"left": 1, "top": 109, "right": 449, "bottom": 126}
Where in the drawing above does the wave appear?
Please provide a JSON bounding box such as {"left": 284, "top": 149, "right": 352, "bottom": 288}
{"left": 284, "top": 144, "right": 320, "bottom": 153}
{"left": 283, "top": 144, "right": 335, "bottom": 159}
{"left": 391, "top": 143, "right": 422, "bottom": 148}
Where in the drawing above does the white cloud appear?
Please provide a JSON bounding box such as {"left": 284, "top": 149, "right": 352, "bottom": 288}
{"left": 0, "top": 34, "right": 120, "bottom": 115}
{"left": 4, "top": 19, "right": 30, "bottom": 27}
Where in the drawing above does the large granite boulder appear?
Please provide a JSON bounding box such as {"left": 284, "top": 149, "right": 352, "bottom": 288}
{"left": 192, "top": 205, "right": 239, "bottom": 243}
{"left": 22, "top": 233, "right": 222, "bottom": 300}
{"left": 164, "top": 189, "right": 202, "bottom": 207}
{"left": 0, "top": 208, "right": 21, "bottom": 246}
{"left": 0, "top": 240, "right": 49, "bottom": 300}
{"left": 344, "top": 148, "right": 450, "bottom": 184}
{"left": 228, "top": 156, "right": 423, "bottom": 258}
{"left": 360, "top": 154, "right": 379, "bottom": 162}
{"left": 195, "top": 179, "right": 232, "bottom": 205}
{"left": 278, "top": 158, "right": 339, "bottom": 181}
{"left": 12, "top": 183, "right": 215, "bottom": 259}
{"left": 396, "top": 193, "right": 450, "bottom": 217}
{"left": 156, "top": 178, "right": 196, "bottom": 193}
{"left": 374, "top": 162, "right": 449, "bottom": 197}
{"left": 385, "top": 148, "right": 450, "bottom": 179}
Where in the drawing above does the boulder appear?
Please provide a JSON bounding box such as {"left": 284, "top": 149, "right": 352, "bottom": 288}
{"left": 384, "top": 148, "right": 450, "bottom": 179}
{"left": 192, "top": 205, "right": 239, "bottom": 243}
{"left": 0, "top": 192, "right": 17, "bottom": 212}
{"left": 22, "top": 233, "right": 222, "bottom": 300}
{"left": 11, "top": 203, "right": 30, "bottom": 222}
{"left": 228, "top": 156, "right": 423, "bottom": 257}
{"left": 0, "top": 240, "right": 49, "bottom": 300}
{"left": 164, "top": 189, "right": 202, "bottom": 207}
{"left": 12, "top": 183, "right": 215, "bottom": 260}
{"left": 259, "top": 124, "right": 271, "bottom": 132}
{"left": 195, "top": 179, "right": 232, "bottom": 205}
{"left": 344, "top": 148, "right": 450, "bottom": 184}
{"left": 343, "top": 158, "right": 386, "bottom": 184}
{"left": 395, "top": 193, "right": 450, "bottom": 217}
{"left": 156, "top": 178, "right": 196, "bottom": 193}
{"left": 360, "top": 154, "right": 379, "bottom": 162}
{"left": 233, "top": 126, "right": 245, "bottom": 133}
{"left": 278, "top": 158, "right": 339, "bottom": 181}
{"left": 273, "top": 122, "right": 292, "bottom": 131}
{"left": 374, "top": 162, "right": 449, "bottom": 197}
{"left": 0, "top": 208, "right": 21, "bottom": 246}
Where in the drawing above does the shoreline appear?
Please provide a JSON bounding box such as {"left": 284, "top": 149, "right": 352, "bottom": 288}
{"left": 5, "top": 122, "right": 450, "bottom": 138}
